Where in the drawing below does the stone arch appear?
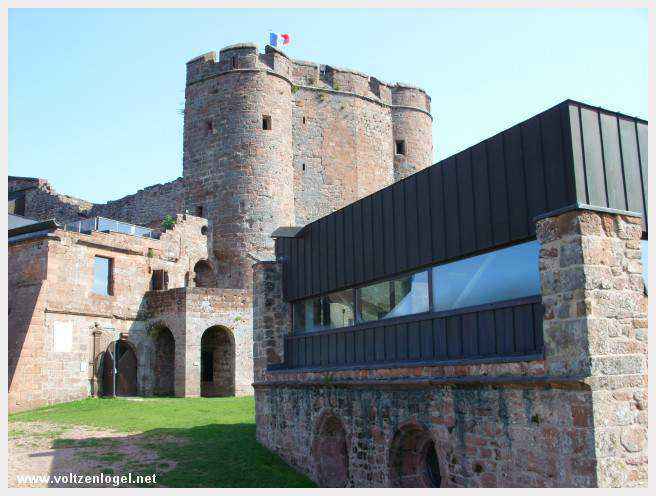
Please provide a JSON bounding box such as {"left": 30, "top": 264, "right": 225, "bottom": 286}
{"left": 311, "top": 410, "right": 350, "bottom": 487}
{"left": 148, "top": 324, "right": 176, "bottom": 396}
{"left": 388, "top": 421, "right": 446, "bottom": 488}
{"left": 200, "top": 325, "right": 235, "bottom": 397}
{"left": 193, "top": 259, "right": 214, "bottom": 288}
{"left": 99, "top": 339, "right": 138, "bottom": 397}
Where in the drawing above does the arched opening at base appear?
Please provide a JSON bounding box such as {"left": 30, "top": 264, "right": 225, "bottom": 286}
{"left": 389, "top": 423, "right": 442, "bottom": 488}
{"left": 151, "top": 326, "right": 175, "bottom": 396}
{"left": 200, "top": 326, "right": 235, "bottom": 397}
{"left": 99, "top": 340, "right": 138, "bottom": 397}
{"left": 312, "top": 412, "right": 349, "bottom": 487}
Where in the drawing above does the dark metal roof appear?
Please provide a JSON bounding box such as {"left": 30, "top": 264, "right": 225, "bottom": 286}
{"left": 276, "top": 99, "right": 648, "bottom": 301}
{"left": 271, "top": 226, "right": 305, "bottom": 238}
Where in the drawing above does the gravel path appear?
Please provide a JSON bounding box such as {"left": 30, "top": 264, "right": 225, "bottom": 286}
{"left": 8, "top": 421, "right": 182, "bottom": 488}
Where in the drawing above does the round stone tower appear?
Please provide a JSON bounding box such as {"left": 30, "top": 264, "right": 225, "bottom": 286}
{"left": 391, "top": 84, "right": 433, "bottom": 181}
{"left": 183, "top": 43, "right": 294, "bottom": 289}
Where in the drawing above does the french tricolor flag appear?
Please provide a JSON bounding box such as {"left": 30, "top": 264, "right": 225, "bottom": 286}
{"left": 269, "top": 32, "right": 291, "bottom": 48}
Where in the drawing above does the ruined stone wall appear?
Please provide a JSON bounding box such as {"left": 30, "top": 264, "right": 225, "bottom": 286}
{"left": 8, "top": 176, "right": 185, "bottom": 229}
{"left": 92, "top": 178, "right": 185, "bottom": 229}
{"left": 252, "top": 210, "right": 647, "bottom": 488}
{"left": 7, "top": 215, "right": 215, "bottom": 412}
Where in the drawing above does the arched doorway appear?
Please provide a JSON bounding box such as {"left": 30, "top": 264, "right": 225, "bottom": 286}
{"left": 312, "top": 412, "right": 350, "bottom": 487}
{"left": 100, "top": 340, "right": 138, "bottom": 397}
{"left": 388, "top": 423, "right": 443, "bottom": 487}
{"left": 151, "top": 326, "right": 175, "bottom": 396}
{"left": 194, "top": 260, "right": 214, "bottom": 288}
{"left": 200, "top": 326, "right": 235, "bottom": 397}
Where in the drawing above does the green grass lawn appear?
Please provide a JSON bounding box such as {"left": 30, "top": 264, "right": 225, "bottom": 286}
{"left": 10, "top": 396, "right": 315, "bottom": 488}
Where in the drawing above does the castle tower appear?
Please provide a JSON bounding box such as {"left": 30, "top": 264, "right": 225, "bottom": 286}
{"left": 391, "top": 85, "right": 433, "bottom": 181}
{"left": 183, "top": 42, "right": 433, "bottom": 288}
{"left": 183, "top": 44, "right": 294, "bottom": 289}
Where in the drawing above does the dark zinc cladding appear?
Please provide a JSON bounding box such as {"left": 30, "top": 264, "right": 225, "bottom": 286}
{"left": 292, "top": 241, "right": 540, "bottom": 333}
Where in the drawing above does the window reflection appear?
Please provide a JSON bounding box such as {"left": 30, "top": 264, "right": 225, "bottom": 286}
{"left": 293, "top": 289, "right": 354, "bottom": 332}
{"left": 432, "top": 241, "right": 540, "bottom": 311}
{"left": 359, "top": 271, "right": 429, "bottom": 322}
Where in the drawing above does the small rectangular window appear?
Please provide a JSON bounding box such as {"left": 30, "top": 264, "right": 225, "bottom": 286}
{"left": 231, "top": 56, "right": 238, "bottom": 69}
{"left": 150, "top": 270, "right": 168, "bottom": 291}
{"left": 395, "top": 140, "right": 406, "bottom": 155}
{"left": 93, "top": 256, "right": 112, "bottom": 296}
{"left": 263, "top": 115, "right": 272, "bottom": 130}
{"left": 196, "top": 205, "right": 203, "bottom": 217}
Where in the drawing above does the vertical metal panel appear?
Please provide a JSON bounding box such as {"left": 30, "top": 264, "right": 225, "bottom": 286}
{"left": 396, "top": 323, "right": 408, "bottom": 360}
{"left": 636, "top": 121, "right": 648, "bottom": 229}
{"left": 456, "top": 150, "right": 477, "bottom": 253}
{"left": 345, "top": 331, "right": 355, "bottom": 364}
{"left": 540, "top": 104, "right": 570, "bottom": 210}
{"left": 495, "top": 307, "right": 515, "bottom": 354}
{"left": 352, "top": 201, "right": 364, "bottom": 282}
{"left": 442, "top": 158, "right": 461, "bottom": 258}
{"left": 304, "top": 233, "right": 312, "bottom": 298}
{"left": 521, "top": 117, "right": 548, "bottom": 232}
{"left": 407, "top": 321, "right": 421, "bottom": 360}
{"left": 362, "top": 196, "right": 375, "bottom": 281}
{"left": 619, "top": 117, "right": 645, "bottom": 216}
{"left": 355, "top": 330, "right": 365, "bottom": 363}
{"left": 471, "top": 142, "right": 493, "bottom": 250}
{"left": 532, "top": 303, "right": 545, "bottom": 351}
{"left": 336, "top": 332, "right": 346, "bottom": 365}
{"left": 326, "top": 215, "right": 337, "bottom": 290}
{"left": 334, "top": 210, "right": 345, "bottom": 289}
{"left": 393, "top": 181, "right": 407, "bottom": 273}
{"left": 420, "top": 319, "right": 434, "bottom": 359}
{"left": 568, "top": 104, "right": 588, "bottom": 204}
{"left": 599, "top": 112, "right": 627, "bottom": 210}
{"left": 487, "top": 134, "right": 511, "bottom": 244}
{"left": 375, "top": 327, "right": 386, "bottom": 362}
{"left": 319, "top": 219, "right": 328, "bottom": 294}
{"left": 297, "top": 234, "right": 305, "bottom": 297}
{"left": 513, "top": 305, "right": 532, "bottom": 353}
{"left": 372, "top": 191, "right": 386, "bottom": 278}
{"left": 478, "top": 310, "right": 496, "bottom": 356}
{"left": 404, "top": 175, "right": 420, "bottom": 269}
{"left": 446, "top": 316, "right": 462, "bottom": 358}
{"left": 504, "top": 126, "right": 530, "bottom": 239}
{"left": 580, "top": 107, "right": 608, "bottom": 207}
{"left": 461, "top": 313, "right": 478, "bottom": 357}
{"left": 416, "top": 168, "right": 433, "bottom": 265}
{"left": 385, "top": 325, "right": 396, "bottom": 361}
{"left": 343, "top": 205, "right": 355, "bottom": 286}
{"left": 382, "top": 188, "right": 396, "bottom": 274}
{"left": 433, "top": 318, "right": 447, "bottom": 358}
{"left": 429, "top": 165, "right": 446, "bottom": 261}
{"left": 365, "top": 328, "right": 375, "bottom": 362}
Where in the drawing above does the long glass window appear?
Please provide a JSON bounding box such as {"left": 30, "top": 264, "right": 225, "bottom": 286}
{"left": 293, "top": 289, "right": 355, "bottom": 332}
{"left": 432, "top": 241, "right": 540, "bottom": 312}
{"left": 358, "top": 271, "right": 429, "bottom": 322}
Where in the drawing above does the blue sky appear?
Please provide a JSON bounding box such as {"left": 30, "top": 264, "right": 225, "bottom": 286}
{"left": 9, "top": 8, "right": 647, "bottom": 203}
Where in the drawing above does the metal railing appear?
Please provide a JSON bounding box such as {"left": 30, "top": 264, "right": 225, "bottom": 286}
{"left": 64, "top": 216, "right": 161, "bottom": 239}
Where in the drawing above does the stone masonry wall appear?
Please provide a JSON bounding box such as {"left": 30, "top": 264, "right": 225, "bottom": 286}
{"left": 535, "top": 210, "right": 647, "bottom": 486}
{"left": 7, "top": 214, "right": 255, "bottom": 412}
{"left": 253, "top": 210, "right": 647, "bottom": 488}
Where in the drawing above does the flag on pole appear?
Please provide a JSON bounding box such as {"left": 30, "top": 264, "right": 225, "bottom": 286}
{"left": 269, "top": 32, "right": 291, "bottom": 48}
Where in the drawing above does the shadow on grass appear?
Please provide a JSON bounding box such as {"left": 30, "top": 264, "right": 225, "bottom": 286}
{"left": 47, "top": 423, "right": 315, "bottom": 488}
